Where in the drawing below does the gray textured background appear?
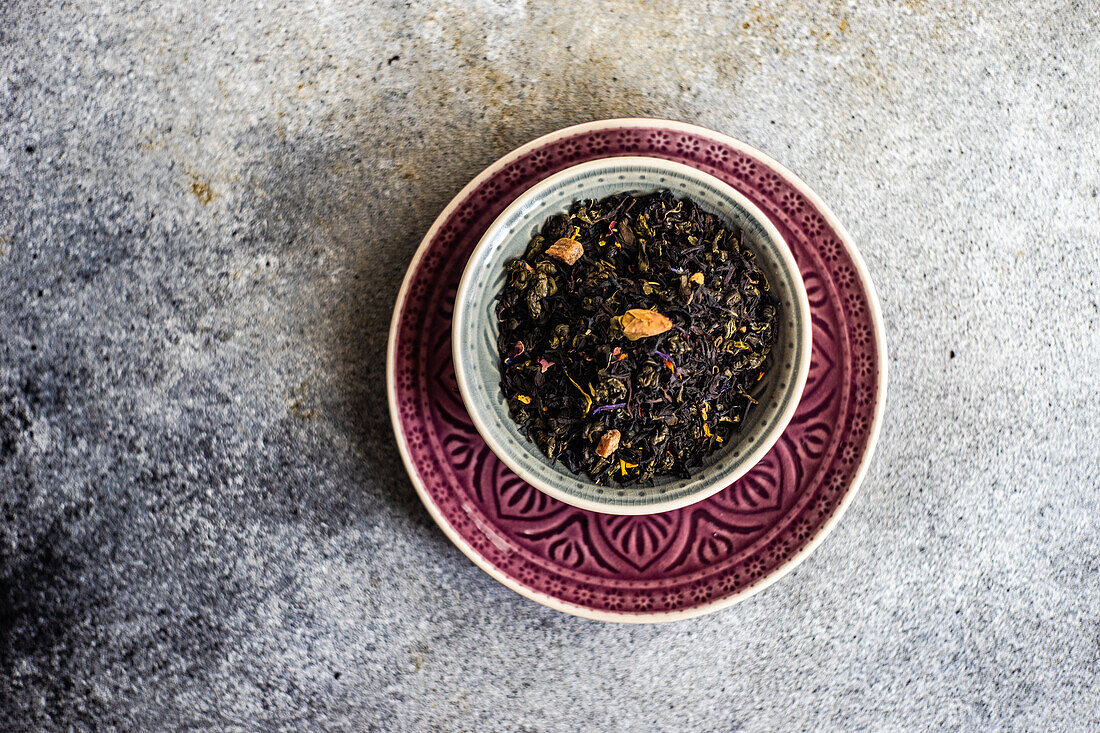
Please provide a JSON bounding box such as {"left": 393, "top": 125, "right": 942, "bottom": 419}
{"left": 1, "top": 0, "right": 1098, "bottom": 730}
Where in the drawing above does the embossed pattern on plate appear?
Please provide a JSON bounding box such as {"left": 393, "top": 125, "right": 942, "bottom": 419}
{"left": 388, "top": 120, "right": 886, "bottom": 621}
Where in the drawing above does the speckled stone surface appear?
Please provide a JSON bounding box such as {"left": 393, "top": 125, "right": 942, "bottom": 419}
{"left": 1, "top": 1, "right": 1097, "bottom": 730}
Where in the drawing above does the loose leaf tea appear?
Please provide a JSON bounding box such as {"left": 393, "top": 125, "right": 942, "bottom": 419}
{"left": 496, "top": 189, "right": 779, "bottom": 485}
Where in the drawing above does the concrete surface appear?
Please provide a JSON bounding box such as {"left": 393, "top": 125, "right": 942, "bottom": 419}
{"left": 1, "top": 0, "right": 1098, "bottom": 730}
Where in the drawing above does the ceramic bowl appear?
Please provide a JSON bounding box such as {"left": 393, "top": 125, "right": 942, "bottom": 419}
{"left": 452, "top": 156, "right": 811, "bottom": 515}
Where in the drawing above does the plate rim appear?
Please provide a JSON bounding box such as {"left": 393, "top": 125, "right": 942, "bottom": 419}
{"left": 386, "top": 118, "right": 889, "bottom": 623}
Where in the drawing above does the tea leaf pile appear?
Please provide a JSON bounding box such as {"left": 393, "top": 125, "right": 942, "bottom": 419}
{"left": 496, "top": 190, "right": 778, "bottom": 485}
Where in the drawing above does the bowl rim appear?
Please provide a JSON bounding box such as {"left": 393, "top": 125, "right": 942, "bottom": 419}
{"left": 451, "top": 154, "right": 813, "bottom": 515}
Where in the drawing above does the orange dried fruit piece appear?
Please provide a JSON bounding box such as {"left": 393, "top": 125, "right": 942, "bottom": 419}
{"left": 545, "top": 238, "right": 585, "bottom": 265}
{"left": 619, "top": 308, "right": 673, "bottom": 341}
{"left": 596, "top": 429, "right": 621, "bottom": 458}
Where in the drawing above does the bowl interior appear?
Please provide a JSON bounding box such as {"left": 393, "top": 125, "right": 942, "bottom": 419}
{"left": 453, "top": 157, "right": 810, "bottom": 514}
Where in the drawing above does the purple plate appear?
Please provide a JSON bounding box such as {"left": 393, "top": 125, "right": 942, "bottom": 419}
{"left": 387, "top": 119, "right": 887, "bottom": 622}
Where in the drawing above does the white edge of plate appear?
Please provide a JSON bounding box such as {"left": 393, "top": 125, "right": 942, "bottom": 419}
{"left": 386, "top": 118, "right": 889, "bottom": 624}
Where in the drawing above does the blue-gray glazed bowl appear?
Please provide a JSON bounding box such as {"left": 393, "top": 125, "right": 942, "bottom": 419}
{"left": 452, "top": 156, "right": 811, "bottom": 515}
